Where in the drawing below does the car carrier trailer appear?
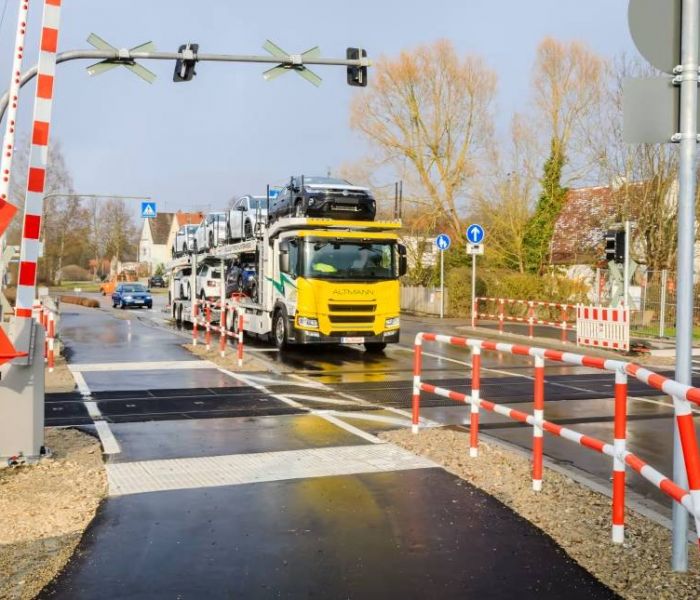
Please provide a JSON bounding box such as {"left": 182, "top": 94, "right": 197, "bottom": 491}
{"left": 167, "top": 217, "right": 407, "bottom": 352}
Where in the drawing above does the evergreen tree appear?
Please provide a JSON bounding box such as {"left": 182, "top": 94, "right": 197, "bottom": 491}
{"left": 522, "top": 138, "right": 567, "bottom": 273}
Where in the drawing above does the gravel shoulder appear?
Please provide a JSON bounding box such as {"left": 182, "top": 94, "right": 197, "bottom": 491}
{"left": 0, "top": 428, "right": 107, "bottom": 600}
{"left": 44, "top": 356, "right": 76, "bottom": 393}
{"left": 382, "top": 428, "right": 699, "bottom": 600}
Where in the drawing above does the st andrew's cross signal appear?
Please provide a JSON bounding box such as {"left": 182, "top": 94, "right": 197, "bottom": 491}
{"left": 0, "top": 37, "right": 371, "bottom": 123}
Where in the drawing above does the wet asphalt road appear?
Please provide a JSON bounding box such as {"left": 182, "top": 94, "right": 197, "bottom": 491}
{"left": 39, "top": 297, "right": 629, "bottom": 598}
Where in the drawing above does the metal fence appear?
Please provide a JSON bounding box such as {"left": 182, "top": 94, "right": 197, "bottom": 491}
{"left": 401, "top": 285, "right": 446, "bottom": 316}
{"left": 596, "top": 269, "right": 700, "bottom": 338}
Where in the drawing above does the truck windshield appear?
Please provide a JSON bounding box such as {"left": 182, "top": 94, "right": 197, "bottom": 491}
{"left": 301, "top": 240, "right": 396, "bottom": 280}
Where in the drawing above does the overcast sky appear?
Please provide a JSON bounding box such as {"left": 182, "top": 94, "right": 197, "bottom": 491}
{"left": 0, "top": 0, "right": 637, "bottom": 215}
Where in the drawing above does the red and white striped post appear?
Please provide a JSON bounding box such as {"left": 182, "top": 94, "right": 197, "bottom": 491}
{"left": 671, "top": 393, "right": 700, "bottom": 543}
{"left": 469, "top": 345, "right": 481, "bottom": 457}
{"left": 219, "top": 301, "right": 227, "bottom": 357}
{"left": 412, "top": 334, "right": 423, "bottom": 433}
{"left": 204, "top": 302, "right": 212, "bottom": 350}
{"left": 236, "top": 313, "right": 244, "bottom": 367}
{"left": 192, "top": 299, "right": 198, "bottom": 345}
{"left": 47, "top": 310, "right": 55, "bottom": 372}
{"left": 612, "top": 369, "right": 628, "bottom": 543}
{"left": 532, "top": 354, "right": 545, "bottom": 491}
{"left": 560, "top": 306, "right": 568, "bottom": 344}
{"left": 498, "top": 299, "right": 505, "bottom": 334}
{"left": 527, "top": 302, "right": 535, "bottom": 339}
{"left": 14, "top": 0, "right": 62, "bottom": 319}
{"left": 0, "top": 0, "right": 30, "bottom": 277}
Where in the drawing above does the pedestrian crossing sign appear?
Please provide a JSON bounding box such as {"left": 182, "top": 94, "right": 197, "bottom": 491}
{"left": 141, "top": 202, "right": 157, "bottom": 219}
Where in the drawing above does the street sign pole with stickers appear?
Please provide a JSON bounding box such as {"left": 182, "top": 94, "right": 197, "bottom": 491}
{"left": 435, "top": 234, "right": 451, "bottom": 318}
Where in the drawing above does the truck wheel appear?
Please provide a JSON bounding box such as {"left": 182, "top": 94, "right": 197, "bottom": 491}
{"left": 273, "top": 310, "right": 288, "bottom": 349}
{"left": 364, "top": 342, "right": 386, "bottom": 353}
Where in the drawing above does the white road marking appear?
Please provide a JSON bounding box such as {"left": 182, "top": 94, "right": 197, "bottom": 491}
{"left": 66, "top": 366, "right": 121, "bottom": 455}
{"left": 314, "top": 412, "right": 384, "bottom": 444}
{"left": 107, "top": 444, "right": 436, "bottom": 496}
{"left": 70, "top": 360, "right": 217, "bottom": 372}
{"left": 328, "top": 411, "right": 413, "bottom": 428}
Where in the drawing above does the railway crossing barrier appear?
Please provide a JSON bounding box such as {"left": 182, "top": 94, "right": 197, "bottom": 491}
{"left": 473, "top": 297, "right": 574, "bottom": 342}
{"left": 411, "top": 332, "right": 700, "bottom": 549}
{"left": 191, "top": 298, "right": 244, "bottom": 367}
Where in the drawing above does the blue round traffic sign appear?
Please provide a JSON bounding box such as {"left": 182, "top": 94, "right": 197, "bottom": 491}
{"left": 435, "top": 233, "right": 451, "bottom": 251}
{"left": 466, "top": 224, "right": 485, "bottom": 244}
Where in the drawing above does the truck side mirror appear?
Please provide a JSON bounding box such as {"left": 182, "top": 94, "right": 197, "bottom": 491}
{"left": 398, "top": 244, "right": 408, "bottom": 277}
{"left": 279, "top": 250, "right": 290, "bottom": 274}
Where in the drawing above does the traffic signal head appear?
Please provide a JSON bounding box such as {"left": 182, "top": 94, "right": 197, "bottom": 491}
{"left": 347, "top": 47, "right": 367, "bottom": 87}
{"left": 174, "top": 43, "right": 199, "bottom": 82}
{"left": 605, "top": 229, "right": 625, "bottom": 263}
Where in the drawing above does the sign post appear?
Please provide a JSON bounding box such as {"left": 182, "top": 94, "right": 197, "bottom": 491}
{"left": 435, "top": 234, "right": 451, "bottom": 318}
{"left": 466, "top": 225, "right": 485, "bottom": 327}
{"left": 627, "top": 0, "right": 700, "bottom": 572}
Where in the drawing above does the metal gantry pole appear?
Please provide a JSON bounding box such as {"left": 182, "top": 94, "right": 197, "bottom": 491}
{"left": 471, "top": 253, "right": 477, "bottom": 327}
{"left": 672, "top": 0, "right": 699, "bottom": 572}
{"left": 0, "top": 0, "right": 30, "bottom": 303}
{"left": 623, "top": 220, "right": 631, "bottom": 307}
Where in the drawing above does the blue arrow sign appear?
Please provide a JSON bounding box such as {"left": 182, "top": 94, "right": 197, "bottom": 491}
{"left": 435, "top": 233, "right": 451, "bottom": 251}
{"left": 141, "top": 201, "right": 157, "bottom": 219}
{"left": 466, "top": 223, "right": 484, "bottom": 244}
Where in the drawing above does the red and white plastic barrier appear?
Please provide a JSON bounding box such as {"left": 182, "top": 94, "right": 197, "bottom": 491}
{"left": 473, "top": 297, "right": 574, "bottom": 342}
{"left": 576, "top": 305, "right": 630, "bottom": 352}
{"left": 15, "top": 0, "right": 62, "bottom": 319}
{"left": 411, "top": 332, "right": 700, "bottom": 548}
{"left": 32, "top": 299, "right": 56, "bottom": 372}
{"left": 191, "top": 298, "right": 244, "bottom": 367}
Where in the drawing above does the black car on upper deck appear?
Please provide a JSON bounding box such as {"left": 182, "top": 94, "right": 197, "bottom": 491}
{"left": 268, "top": 176, "right": 376, "bottom": 222}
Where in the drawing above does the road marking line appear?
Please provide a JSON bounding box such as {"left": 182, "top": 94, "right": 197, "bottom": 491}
{"left": 94, "top": 420, "right": 121, "bottom": 455}
{"left": 328, "top": 411, "right": 413, "bottom": 428}
{"left": 70, "top": 360, "right": 217, "bottom": 372}
{"left": 106, "top": 444, "right": 436, "bottom": 496}
{"left": 66, "top": 365, "right": 121, "bottom": 455}
{"left": 313, "top": 412, "right": 384, "bottom": 444}
{"left": 283, "top": 393, "right": 365, "bottom": 406}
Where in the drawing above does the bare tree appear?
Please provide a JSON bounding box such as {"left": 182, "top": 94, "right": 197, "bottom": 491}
{"left": 522, "top": 38, "right": 608, "bottom": 272}
{"left": 350, "top": 39, "right": 497, "bottom": 241}
{"left": 476, "top": 114, "right": 539, "bottom": 272}
{"left": 103, "top": 199, "right": 138, "bottom": 265}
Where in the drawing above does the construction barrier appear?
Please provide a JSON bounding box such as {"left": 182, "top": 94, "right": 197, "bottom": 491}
{"left": 411, "top": 332, "right": 700, "bottom": 548}
{"left": 32, "top": 299, "right": 56, "bottom": 372}
{"left": 576, "top": 305, "right": 630, "bottom": 352}
{"left": 473, "top": 297, "right": 574, "bottom": 342}
{"left": 192, "top": 298, "right": 245, "bottom": 367}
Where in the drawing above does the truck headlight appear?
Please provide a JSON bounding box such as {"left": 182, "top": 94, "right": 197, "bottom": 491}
{"left": 298, "top": 316, "right": 319, "bottom": 329}
{"left": 385, "top": 317, "right": 400, "bottom": 328}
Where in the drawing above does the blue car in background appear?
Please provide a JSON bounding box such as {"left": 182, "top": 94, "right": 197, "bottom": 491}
{"left": 112, "top": 283, "right": 153, "bottom": 309}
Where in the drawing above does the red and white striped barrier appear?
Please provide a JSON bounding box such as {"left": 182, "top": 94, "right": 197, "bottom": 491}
{"left": 473, "top": 297, "right": 574, "bottom": 342}
{"left": 576, "top": 305, "right": 629, "bottom": 352}
{"left": 32, "top": 299, "right": 56, "bottom": 371}
{"left": 15, "top": 0, "right": 62, "bottom": 319}
{"left": 0, "top": 0, "right": 30, "bottom": 238}
{"left": 411, "top": 332, "right": 700, "bottom": 548}
{"left": 192, "top": 298, "right": 245, "bottom": 367}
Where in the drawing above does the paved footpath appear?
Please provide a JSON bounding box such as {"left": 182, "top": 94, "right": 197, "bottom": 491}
{"left": 39, "top": 304, "right": 616, "bottom": 598}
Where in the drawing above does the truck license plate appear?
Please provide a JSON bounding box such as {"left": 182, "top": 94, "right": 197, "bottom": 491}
{"left": 341, "top": 337, "right": 364, "bottom": 344}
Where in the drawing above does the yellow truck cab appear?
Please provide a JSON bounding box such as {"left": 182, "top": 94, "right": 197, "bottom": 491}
{"left": 268, "top": 219, "right": 406, "bottom": 351}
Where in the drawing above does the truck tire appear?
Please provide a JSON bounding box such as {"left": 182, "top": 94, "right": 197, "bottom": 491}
{"left": 364, "top": 342, "right": 386, "bottom": 353}
{"left": 272, "top": 310, "right": 288, "bottom": 349}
